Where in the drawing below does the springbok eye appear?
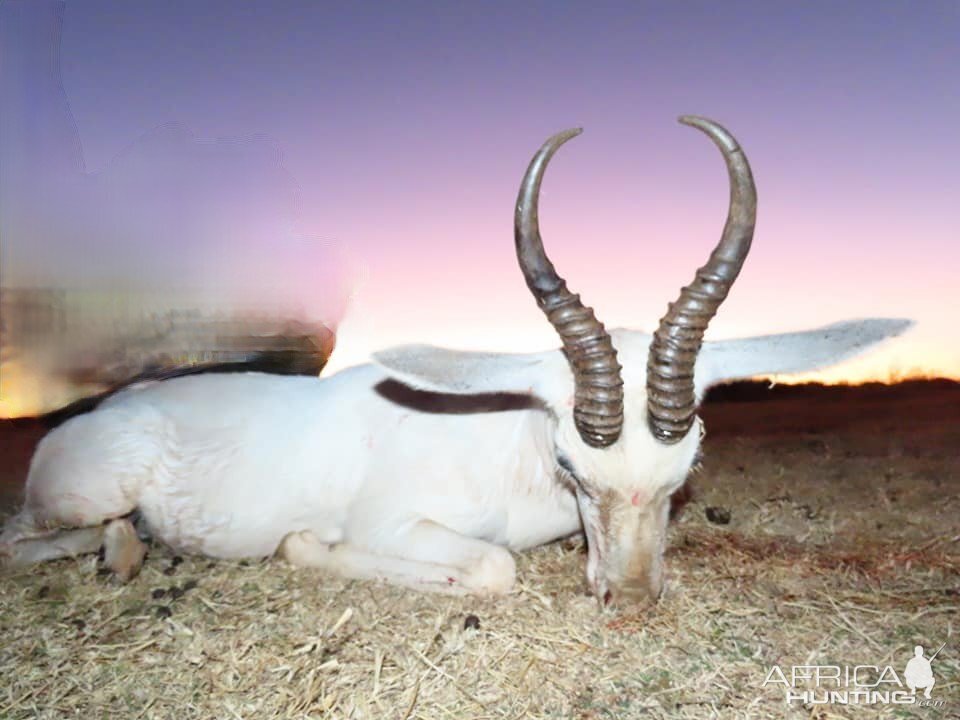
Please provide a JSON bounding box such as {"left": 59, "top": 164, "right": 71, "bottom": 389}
{"left": 555, "top": 452, "right": 603, "bottom": 501}
{"left": 556, "top": 452, "right": 579, "bottom": 480}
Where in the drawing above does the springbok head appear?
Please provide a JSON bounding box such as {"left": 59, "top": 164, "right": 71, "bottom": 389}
{"left": 374, "top": 117, "right": 907, "bottom": 606}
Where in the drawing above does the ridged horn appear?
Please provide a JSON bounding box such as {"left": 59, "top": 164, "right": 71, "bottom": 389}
{"left": 515, "top": 129, "right": 624, "bottom": 448}
{"left": 647, "top": 116, "right": 757, "bottom": 443}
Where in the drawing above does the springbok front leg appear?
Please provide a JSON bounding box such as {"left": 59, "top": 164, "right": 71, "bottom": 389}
{"left": 1, "top": 525, "right": 105, "bottom": 568}
{"left": 279, "top": 519, "right": 516, "bottom": 596}
{"left": 1, "top": 518, "right": 146, "bottom": 581}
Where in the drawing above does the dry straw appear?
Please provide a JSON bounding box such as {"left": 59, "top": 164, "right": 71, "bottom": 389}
{"left": 2, "top": 393, "right": 958, "bottom": 719}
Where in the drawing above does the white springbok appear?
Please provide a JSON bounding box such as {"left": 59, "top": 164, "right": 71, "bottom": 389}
{"left": 0, "top": 117, "right": 910, "bottom": 606}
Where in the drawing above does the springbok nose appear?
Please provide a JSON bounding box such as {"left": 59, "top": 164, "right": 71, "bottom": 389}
{"left": 607, "top": 578, "right": 664, "bottom": 607}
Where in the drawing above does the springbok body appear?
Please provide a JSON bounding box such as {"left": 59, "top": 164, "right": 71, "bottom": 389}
{"left": 0, "top": 118, "right": 911, "bottom": 607}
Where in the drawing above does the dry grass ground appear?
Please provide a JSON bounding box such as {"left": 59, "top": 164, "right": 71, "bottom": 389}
{"left": 1, "top": 381, "right": 957, "bottom": 719}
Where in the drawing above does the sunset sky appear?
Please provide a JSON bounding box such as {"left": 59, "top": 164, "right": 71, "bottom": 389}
{"left": 1, "top": 0, "right": 957, "bottom": 418}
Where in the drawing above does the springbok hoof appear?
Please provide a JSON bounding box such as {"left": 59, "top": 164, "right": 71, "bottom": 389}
{"left": 103, "top": 519, "right": 147, "bottom": 582}
{"left": 463, "top": 547, "right": 516, "bottom": 595}
{"left": 278, "top": 530, "right": 328, "bottom": 565}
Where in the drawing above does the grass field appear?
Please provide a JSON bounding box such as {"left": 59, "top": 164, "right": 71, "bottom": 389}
{"left": 1, "top": 381, "right": 957, "bottom": 719}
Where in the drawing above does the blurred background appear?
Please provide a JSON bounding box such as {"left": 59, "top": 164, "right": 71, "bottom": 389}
{"left": 1, "top": 0, "right": 956, "bottom": 417}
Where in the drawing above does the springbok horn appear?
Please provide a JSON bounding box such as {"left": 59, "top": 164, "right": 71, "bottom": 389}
{"left": 515, "top": 129, "right": 624, "bottom": 448}
{"left": 647, "top": 116, "right": 757, "bottom": 443}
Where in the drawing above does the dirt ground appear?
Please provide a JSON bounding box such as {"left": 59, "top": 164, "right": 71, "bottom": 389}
{"left": 0, "top": 380, "right": 957, "bottom": 719}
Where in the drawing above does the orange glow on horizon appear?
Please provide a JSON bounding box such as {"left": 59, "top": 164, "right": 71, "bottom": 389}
{"left": 3, "top": 371, "right": 957, "bottom": 420}
{"left": 2, "top": 350, "right": 957, "bottom": 420}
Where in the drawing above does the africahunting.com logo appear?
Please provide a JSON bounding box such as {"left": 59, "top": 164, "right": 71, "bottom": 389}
{"left": 762, "top": 643, "right": 947, "bottom": 707}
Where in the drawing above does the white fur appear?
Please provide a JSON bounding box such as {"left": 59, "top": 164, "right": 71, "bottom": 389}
{"left": 0, "top": 318, "right": 912, "bottom": 601}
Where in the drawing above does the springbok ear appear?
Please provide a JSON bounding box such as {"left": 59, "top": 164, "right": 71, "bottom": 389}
{"left": 372, "top": 344, "right": 566, "bottom": 398}
{"left": 694, "top": 318, "right": 914, "bottom": 397}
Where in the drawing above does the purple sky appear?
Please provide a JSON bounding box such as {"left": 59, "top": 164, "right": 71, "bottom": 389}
{"left": 2, "top": 0, "right": 957, "bottom": 388}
